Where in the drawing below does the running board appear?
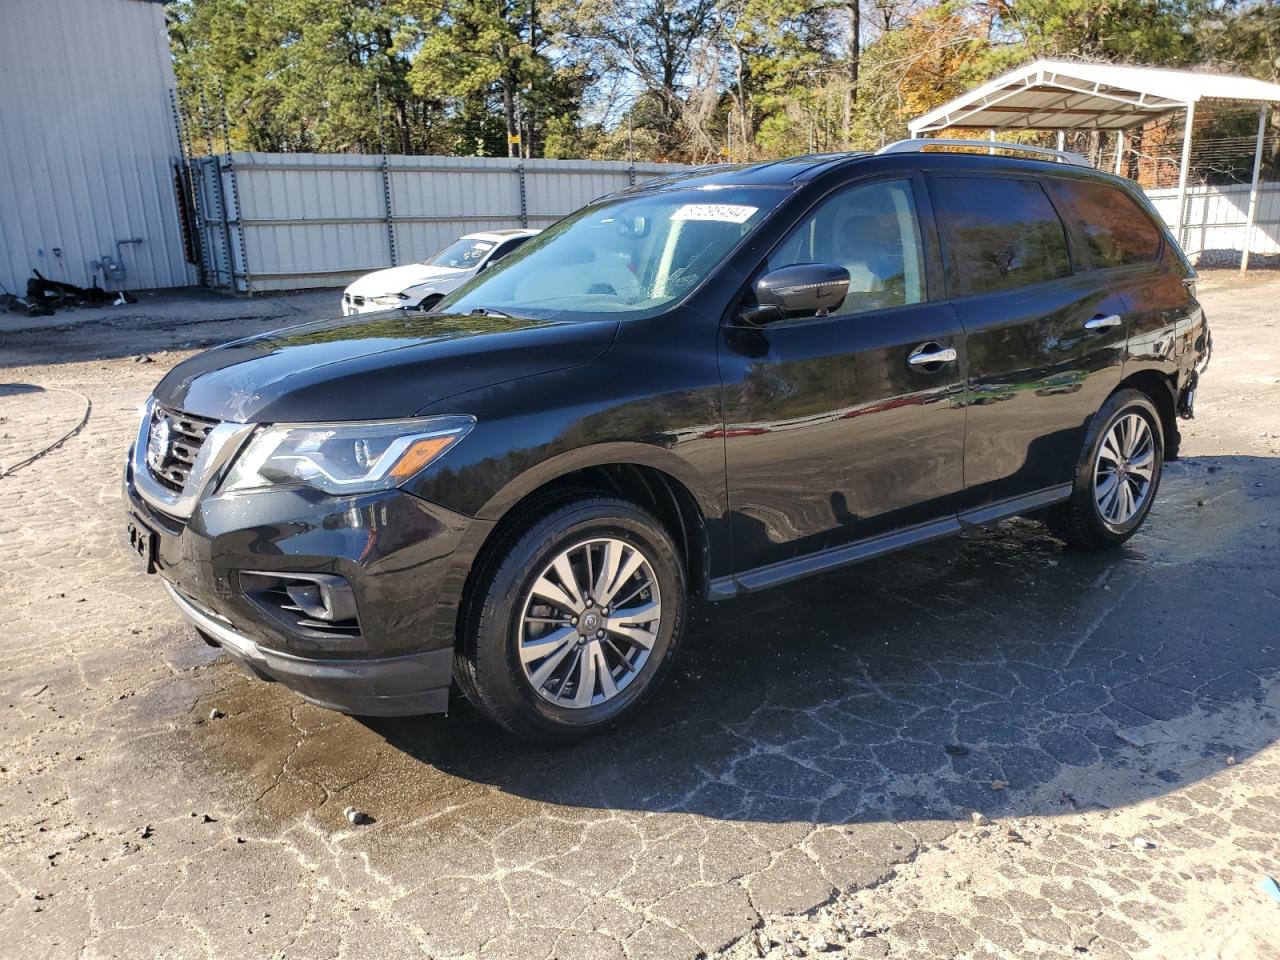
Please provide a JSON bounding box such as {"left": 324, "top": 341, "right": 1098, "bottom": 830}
{"left": 708, "top": 484, "right": 1072, "bottom": 599}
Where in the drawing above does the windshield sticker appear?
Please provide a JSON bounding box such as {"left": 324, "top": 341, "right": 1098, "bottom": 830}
{"left": 670, "top": 203, "right": 758, "bottom": 224}
{"left": 473, "top": 241, "right": 495, "bottom": 250}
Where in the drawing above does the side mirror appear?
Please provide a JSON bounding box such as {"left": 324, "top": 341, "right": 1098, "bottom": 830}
{"left": 740, "top": 263, "right": 850, "bottom": 325}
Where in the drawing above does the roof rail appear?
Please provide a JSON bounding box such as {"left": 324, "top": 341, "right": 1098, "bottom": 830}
{"left": 877, "top": 138, "right": 1091, "bottom": 167}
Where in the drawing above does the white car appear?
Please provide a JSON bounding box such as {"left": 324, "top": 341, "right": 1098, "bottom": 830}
{"left": 341, "top": 229, "right": 539, "bottom": 316}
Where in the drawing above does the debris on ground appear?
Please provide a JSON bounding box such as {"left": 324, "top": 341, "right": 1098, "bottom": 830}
{"left": 970, "top": 811, "right": 991, "bottom": 827}
{"left": 1003, "top": 826, "right": 1027, "bottom": 844}
{"left": 991, "top": 779, "right": 1008, "bottom": 791}
{"left": 208, "top": 707, "right": 225, "bottom": 720}
{"left": 344, "top": 806, "right": 372, "bottom": 825}
{"left": 1132, "top": 835, "right": 1157, "bottom": 850}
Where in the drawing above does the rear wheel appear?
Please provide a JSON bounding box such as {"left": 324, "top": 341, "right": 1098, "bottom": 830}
{"left": 457, "top": 496, "right": 686, "bottom": 743}
{"left": 1048, "top": 388, "right": 1164, "bottom": 550}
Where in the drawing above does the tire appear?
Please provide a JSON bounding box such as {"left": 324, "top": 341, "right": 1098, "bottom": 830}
{"left": 1047, "top": 388, "right": 1164, "bottom": 550}
{"left": 457, "top": 496, "right": 687, "bottom": 743}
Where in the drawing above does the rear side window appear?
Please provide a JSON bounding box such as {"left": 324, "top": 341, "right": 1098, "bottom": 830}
{"left": 1050, "top": 179, "right": 1163, "bottom": 267}
{"left": 933, "top": 177, "right": 1072, "bottom": 296}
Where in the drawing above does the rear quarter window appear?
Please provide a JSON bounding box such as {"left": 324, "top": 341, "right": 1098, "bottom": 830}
{"left": 1049, "top": 178, "right": 1164, "bottom": 268}
{"left": 932, "top": 177, "right": 1072, "bottom": 296}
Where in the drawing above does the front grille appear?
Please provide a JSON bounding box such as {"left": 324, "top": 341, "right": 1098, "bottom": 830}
{"left": 146, "top": 405, "right": 220, "bottom": 493}
{"left": 345, "top": 293, "right": 364, "bottom": 306}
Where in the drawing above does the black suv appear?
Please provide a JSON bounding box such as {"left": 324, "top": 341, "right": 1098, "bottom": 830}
{"left": 124, "top": 143, "right": 1210, "bottom": 741}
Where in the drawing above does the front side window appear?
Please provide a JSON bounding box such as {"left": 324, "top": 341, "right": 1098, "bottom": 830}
{"left": 427, "top": 238, "right": 496, "bottom": 269}
{"left": 438, "top": 186, "right": 785, "bottom": 320}
{"left": 933, "top": 177, "right": 1072, "bottom": 296}
{"left": 1049, "top": 179, "right": 1163, "bottom": 268}
{"left": 768, "top": 178, "right": 926, "bottom": 316}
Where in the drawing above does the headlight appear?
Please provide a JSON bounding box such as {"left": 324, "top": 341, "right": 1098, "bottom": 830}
{"left": 220, "top": 416, "right": 474, "bottom": 495}
{"left": 369, "top": 293, "right": 410, "bottom": 306}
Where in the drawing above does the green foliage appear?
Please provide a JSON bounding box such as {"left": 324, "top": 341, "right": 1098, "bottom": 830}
{"left": 168, "top": 0, "right": 1278, "bottom": 162}
{"left": 984, "top": 0, "right": 1211, "bottom": 64}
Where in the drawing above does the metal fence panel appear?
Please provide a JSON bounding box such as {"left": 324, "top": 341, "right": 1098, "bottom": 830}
{"left": 191, "top": 157, "right": 234, "bottom": 289}
{"left": 194, "top": 153, "right": 698, "bottom": 292}
{"left": 1146, "top": 183, "right": 1280, "bottom": 262}
{"left": 188, "top": 156, "right": 1280, "bottom": 292}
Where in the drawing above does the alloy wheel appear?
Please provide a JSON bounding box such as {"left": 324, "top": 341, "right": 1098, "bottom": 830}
{"left": 1094, "top": 412, "right": 1155, "bottom": 527}
{"left": 517, "top": 537, "right": 662, "bottom": 709}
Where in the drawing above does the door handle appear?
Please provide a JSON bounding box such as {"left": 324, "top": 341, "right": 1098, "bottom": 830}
{"left": 1084, "top": 314, "right": 1122, "bottom": 331}
{"left": 907, "top": 345, "right": 957, "bottom": 367}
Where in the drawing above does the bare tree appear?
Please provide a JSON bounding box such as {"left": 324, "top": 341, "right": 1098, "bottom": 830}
{"left": 557, "top": 0, "right": 720, "bottom": 157}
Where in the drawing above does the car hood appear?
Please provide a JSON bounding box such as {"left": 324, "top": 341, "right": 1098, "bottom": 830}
{"left": 345, "top": 263, "right": 466, "bottom": 297}
{"left": 154, "top": 311, "right": 619, "bottom": 423}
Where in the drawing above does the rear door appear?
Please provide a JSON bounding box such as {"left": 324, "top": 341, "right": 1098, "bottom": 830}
{"left": 720, "top": 174, "right": 968, "bottom": 576}
{"left": 1045, "top": 176, "right": 1200, "bottom": 388}
{"left": 929, "top": 173, "right": 1128, "bottom": 509}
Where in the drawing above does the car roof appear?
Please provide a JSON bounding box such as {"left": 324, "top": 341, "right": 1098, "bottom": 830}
{"left": 623, "top": 149, "right": 1127, "bottom": 196}
{"left": 460, "top": 228, "right": 540, "bottom": 241}
{"left": 629, "top": 154, "right": 870, "bottom": 192}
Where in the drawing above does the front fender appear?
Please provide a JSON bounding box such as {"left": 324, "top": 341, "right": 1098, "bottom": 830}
{"left": 472, "top": 440, "right": 725, "bottom": 523}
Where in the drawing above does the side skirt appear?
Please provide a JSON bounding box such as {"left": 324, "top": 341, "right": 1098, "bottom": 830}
{"left": 707, "top": 483, "right": 1072, "bottom": 599}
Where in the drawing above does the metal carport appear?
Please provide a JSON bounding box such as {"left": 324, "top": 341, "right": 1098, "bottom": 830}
{"left": 908, "top": 60, "right": 1280, "bottom": 271}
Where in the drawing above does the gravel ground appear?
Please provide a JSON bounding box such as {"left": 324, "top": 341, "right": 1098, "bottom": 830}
{"left": 1, "top": 273, "right": 1277, "bottom": 960}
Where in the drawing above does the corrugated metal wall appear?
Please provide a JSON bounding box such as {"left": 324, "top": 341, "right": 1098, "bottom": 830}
{"left": 193, "top": 152, "right": 1280, "bottom": 292}
{"left": 0, "top": 0, "right": 193, "bottom": 295}
{"left": 1147, "top": 183, "right": 1280, "bottom": 259}
{"left": 196, "top": 153, "right": 698, "bottom": 292}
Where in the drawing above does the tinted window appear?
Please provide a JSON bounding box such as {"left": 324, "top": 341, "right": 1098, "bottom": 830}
{"left": 1051, "top": 179, "right": 1163, "bottom": 267}
{"left": 768, "top": 178, "right": 926, "bottom": 316}
{"left": 934, "top": 178, "right": 1071, "bottom": 296}
{"left": 483, "top": 235, "right": 533, "bottom": 267}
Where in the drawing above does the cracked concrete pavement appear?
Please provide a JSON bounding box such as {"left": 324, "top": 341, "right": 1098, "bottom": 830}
{"left": 1, "top": 274, "right": 1278, "bottom": 959}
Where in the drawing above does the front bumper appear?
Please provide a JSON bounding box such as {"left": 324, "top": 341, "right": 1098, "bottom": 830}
{"left": 125, "top": 453, "right": 489, "bottom": 716}
{"left": 164, "top": 581, "right": 453, "bottom": 715}
{"left": 342, "top": 295, "right": 402, "bottom": 316}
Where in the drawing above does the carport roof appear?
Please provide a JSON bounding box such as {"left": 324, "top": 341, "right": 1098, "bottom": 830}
{"left": 909, "top": 59, "right": 1280, "bottom": 134}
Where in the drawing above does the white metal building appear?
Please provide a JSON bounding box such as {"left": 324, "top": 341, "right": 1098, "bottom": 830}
{"left": 0, "top": 0, "right": 194, "bottom": 297}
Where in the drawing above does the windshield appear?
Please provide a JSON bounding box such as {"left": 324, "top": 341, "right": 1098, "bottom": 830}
{"left": 426, "top": 237, "right": 496, "bottom": 269}
{"left": 437, "top": 186, "right": 785, "bottom": 320}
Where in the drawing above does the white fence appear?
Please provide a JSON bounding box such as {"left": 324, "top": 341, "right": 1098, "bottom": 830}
{"left": 1146, "top": 182, "right": 1280, "bottom": 266}
{"left": 188, "top": 155, "right": 1280, "bottom": 291}
{"left": 191, "top": 153, "right": 697, "bottom": 292}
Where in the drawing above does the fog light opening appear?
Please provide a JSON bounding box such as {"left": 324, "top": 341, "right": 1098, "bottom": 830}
{"left": 240, "top": 571, "right": 362, "bottom": 639}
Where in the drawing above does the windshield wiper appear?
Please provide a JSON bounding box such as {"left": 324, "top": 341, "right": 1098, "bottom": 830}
{"left": 469, "top": 307, "right": 518, "bottom": 319}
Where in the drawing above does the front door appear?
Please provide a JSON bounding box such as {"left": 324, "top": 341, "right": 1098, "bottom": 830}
{"left": 720, "top": 176, "right": 967, "bottom": 576}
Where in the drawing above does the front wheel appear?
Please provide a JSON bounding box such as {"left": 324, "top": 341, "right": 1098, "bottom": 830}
{"left": 1048, "top": 388, "right": 1164, "bottom": 550}
{"left": 457, "top": 496, "right": 687, "bottom": 743}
